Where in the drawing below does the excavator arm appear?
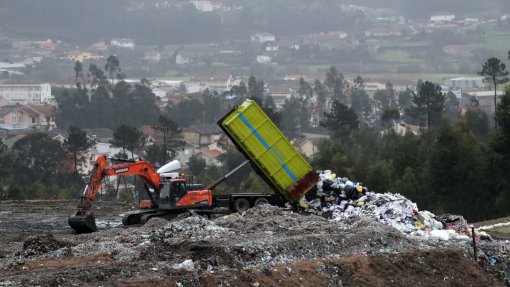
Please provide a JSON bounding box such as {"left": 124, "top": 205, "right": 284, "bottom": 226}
{"left": 69, "top": 154, "right": 162, "bottom": 233}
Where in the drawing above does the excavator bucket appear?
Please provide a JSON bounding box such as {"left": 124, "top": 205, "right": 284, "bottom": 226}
{"left": 68, "top": 211, "right": 98, "bottom": 233}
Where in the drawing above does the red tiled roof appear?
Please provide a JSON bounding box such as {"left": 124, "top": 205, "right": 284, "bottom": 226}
{"left": 139, "top": 125, "right": 164, "bottom": 143}
{"left": 268, "top": 85, "right": 292, "bottom": 94}
{"left": 200, "top": 147, "right": 222, "bottom": 158}
{"left": 293, "top": 139, "right": 309, "bottom": 147}
{"left": 29, "top": 104, "right": 56, "bottom": 117}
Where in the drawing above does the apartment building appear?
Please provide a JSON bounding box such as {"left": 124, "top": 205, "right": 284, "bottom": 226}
{"left": 0, "top": 83, "right": 52, "bottom": 104}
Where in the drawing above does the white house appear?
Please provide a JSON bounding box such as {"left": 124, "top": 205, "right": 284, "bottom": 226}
{"left": 444, "top": 77, "right": 484, "bottom": 90}
{"left": 110, "top": 38, "right": 135, "bottom": 49}
{"left": 251, "top": 32, "right": 276, "bottom": 43}
{"left": 430, "top": 13, "right": 455, "bottom": 23}
{"left": 144, "top": 51, "right": 161, "bottom": 62}
{"left": 0, "top": 83, "right": 53, "bottom": 105}
{"left": 268, "top": 85, "right": 294, "bottom": 109}
{"left": 256, "top": 55, "right": 271, "bottom": 64}
{"left": 191, "top": 0, "right": 220, "bottom": 12}
{"left": 83, "top": 143, "right": 140, "bottom": 173}
{"left": 176, "top": 53, "right": 193, "bottom": 65}
{"left": 265, "top": 44, "right": 279, "bottom": 52}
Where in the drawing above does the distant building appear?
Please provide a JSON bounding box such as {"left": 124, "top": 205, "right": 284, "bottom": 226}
{"left": 144, "top": 51, "right": 161, "bottom": 62}
{"left": 196, "top": 147, "right": 222, "bottom": 166}
{"left": 89, "top": 42, "right": 108, "bottom": 51}
{"left": 0, "top": 104, "right": 56, "bottom": 129}
{"left": 265, "top": 44, "right": 279, "bottom": 52}
{"left": 0, "top": 83, "right": 52, "bottom": 105}
{"left": 364, "top": 27, "right": 402, "bottom": 38}
{"left": 382, "top": 122, "right": 422, "bottom": 136}
{"left": 191, "top": 0, "right": 220, "bottom": 12}
{"left": 182, "top": 124, "right": 223, "bottom": 148}
{"left": 292, "top": 138, "right": 319, "bottom": 158}
{"left": 268, "top": 85, "right": 294, "bottom": 109}
{"left": 251, "top": 32, "right": 276, "bottom": 43}
{"left": 256, "top": 55, "right": 272, "bottom": 64}
{"left": 110, "top": 38, "right": 135, "bottom": 49}
{"left": 84, "top": 128, "right": 114, "bottom": 143}
{"left": 444, "top": 77, "right": 484, "bottom": 90}
{"left": 176, "top": 53, "right": 193, "bottom": 65}
{"left": 430, "top": 13, "right": 455, "bottom": 23}
{"left": 68, "top": 52, "right": 104, "bottom": 62}
{"left": 191, "top": 74, "right": 232, "bottom": 92}
{"left": 468, "top": 90, "right": 505, "bottom": 115}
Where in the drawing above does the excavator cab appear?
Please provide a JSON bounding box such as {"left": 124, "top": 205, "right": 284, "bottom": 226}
{"left": 158, "top": 180, "right": 183, "bottom": 207}
{"left": 158, "top": 178, "right": 212, "bottom": 210}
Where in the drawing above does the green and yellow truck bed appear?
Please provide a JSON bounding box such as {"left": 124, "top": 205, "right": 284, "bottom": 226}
{"left": 217, "top": 99, "right": 319, "bottom": 203}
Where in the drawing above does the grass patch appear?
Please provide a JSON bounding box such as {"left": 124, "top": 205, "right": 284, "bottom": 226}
{"left": 375, "top": 50, "right": 425, "bottom": 63}
{"left": 484, "top": 29, "right": 510, "bottom": 52}
{"left": 367, "top": 39, "right": 433, "bottom": 48}
{"left": 364, "top": 73, "right": 471, "bottom": 83}
{"left": 211, "top": 62, "right": 231, "bottom": 67}
{"left": 158, "top": 73, "right": 191, "bottom": 81}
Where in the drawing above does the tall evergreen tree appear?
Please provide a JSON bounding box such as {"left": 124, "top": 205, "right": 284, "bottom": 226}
{"left": 406, "top": 81, "right": 445, "bottom": 128}
{"left": 320, "top": 99, "right": 359, "bottom": 139}
{"left": 111, "top": 125, "right": 146, "bottom": 159}
{"left": 325, "top": 66, "right": 346, "bottom": 103}
{"left": 298, "top": 77, "right": 313, "bottom": 99}
{"left": 64, "top": 125, "right": 94, "bottom": 174}
{"left": 152, "top": 115, "right": 182, "bottom": 164}
{"left": 314, "top": 79, "right": 327, "bottom": 113}
{"left": 479, "top": 57, "right": 509, "bottom": 129}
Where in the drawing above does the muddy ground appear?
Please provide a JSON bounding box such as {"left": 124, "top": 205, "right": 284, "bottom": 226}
{"left": 0, "top": 200, "right": 504, "bottom": 287}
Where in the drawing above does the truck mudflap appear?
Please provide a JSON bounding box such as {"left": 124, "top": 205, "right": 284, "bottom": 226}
{"left": 218, "top": 99, "right": 319, "bottom": 203}
{"left": 286, "top": 170, "right": 320, "bottom": 202}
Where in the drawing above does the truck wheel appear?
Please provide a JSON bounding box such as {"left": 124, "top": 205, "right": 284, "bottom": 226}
{"left": 233, "top": 198, "right": 250, "bottom": 213}
{"left": 254, "top": 197, "right": 270, "bottom": 206}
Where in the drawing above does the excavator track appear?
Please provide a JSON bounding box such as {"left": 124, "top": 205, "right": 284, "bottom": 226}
{"left": 121, "top": 208, "right": 229, "bottom": 226}
{"left": 68, "top": 211, "right": 98, "bottom": 233}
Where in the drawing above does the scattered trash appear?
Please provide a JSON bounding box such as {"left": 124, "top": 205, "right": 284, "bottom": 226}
{"left": 172, "top": 259, "right": 194, "bottom": 271}
{"left": 306, "top": 172, "right": 475, "bottom": 242}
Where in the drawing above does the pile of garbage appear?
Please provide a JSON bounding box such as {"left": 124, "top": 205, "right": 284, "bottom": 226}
{"left": 304, "top": 170, "right": 477, "bottom": 242}
{"left": 19, "top": 233, "right": 71, "bottom": 258}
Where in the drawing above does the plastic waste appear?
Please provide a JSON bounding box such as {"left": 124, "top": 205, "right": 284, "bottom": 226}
{"left": 429, "top": 230, "right": 450, "bottom": 241}
{"left": 172, "top": 259, "right": 194, "bottom": 271}
{"left": 451, "top": 235, "right": 470, "bottom": 241}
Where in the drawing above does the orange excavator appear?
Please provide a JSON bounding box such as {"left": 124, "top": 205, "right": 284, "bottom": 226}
{"left": 68, "top": 154, "right": 220, "bottom": 233}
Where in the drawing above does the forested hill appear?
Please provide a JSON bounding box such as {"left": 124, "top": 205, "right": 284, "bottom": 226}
{"left": 0, "top": 0, "right": 508, "bottom": 46}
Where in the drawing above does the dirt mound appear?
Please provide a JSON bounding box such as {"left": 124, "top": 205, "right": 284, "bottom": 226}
{"left": 0, "top": 201, "right": 504, "bottom": 286}
{"left": 21, "top": 233, "right": 72, "bottom": 258}
{"left": 140, "top": 217, "right": 170, "bottom": 229}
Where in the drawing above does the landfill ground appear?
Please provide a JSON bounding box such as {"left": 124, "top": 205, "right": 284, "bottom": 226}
{"left": 0, "top": 200, "right": 506, "bottom": 287}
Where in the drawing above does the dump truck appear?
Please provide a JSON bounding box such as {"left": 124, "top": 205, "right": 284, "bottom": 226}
{"left": 217, "top": 99, "right": 319, "bottom": 203}
{"left": 69, "top": 99, "right": 319, "bottom": 233}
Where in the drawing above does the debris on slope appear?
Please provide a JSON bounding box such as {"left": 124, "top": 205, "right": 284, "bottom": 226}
{"left": 306, "top": 171, "right": 476, "bottom": 242}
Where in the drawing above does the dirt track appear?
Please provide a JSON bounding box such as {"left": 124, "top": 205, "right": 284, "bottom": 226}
{"left": 0, "top": 200, "right": 503, "bottom": 287}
